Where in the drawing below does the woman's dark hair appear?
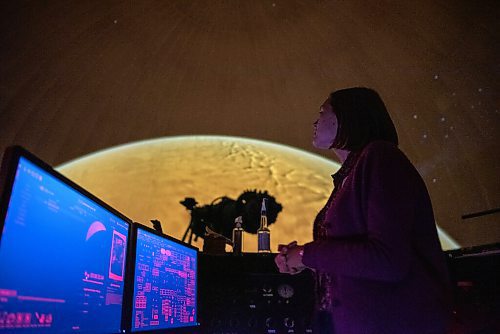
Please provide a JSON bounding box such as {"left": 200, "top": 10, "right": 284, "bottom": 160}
{"left": 330, "top": 87, "right": 398, "bottom": 151}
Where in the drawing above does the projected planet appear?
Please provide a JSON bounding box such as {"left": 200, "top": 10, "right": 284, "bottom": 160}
{"left": 56, "top": 136, "right": 458, "bottom": 252}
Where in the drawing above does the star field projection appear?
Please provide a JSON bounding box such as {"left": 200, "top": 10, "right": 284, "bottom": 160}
{"left": 408, "top": 72, "right": 498, "bottom": 214}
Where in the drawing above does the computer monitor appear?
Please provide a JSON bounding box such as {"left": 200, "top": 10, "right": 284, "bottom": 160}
{"left": 126, "top": 224, "right": 198, "bottom": 333}
{"left": 0, "top": 146, "right": 131, "bottom": 333}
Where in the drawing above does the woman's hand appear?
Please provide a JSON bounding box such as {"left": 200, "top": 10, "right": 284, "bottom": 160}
{"left": 274, "top": 252, "right": 289, "bottom": 273}
{"left": 286, "top": 244, "right": 307, "bottom": 274}
{"left": 274, "top": 241, "right": 307, "bottom": 275}
{"left": 274, "top": 241, "right": 296, "bottom": 274}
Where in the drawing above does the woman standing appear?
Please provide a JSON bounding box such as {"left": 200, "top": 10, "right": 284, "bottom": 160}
{"left": 275, "top": 87, "right": 452, "bottom": 334}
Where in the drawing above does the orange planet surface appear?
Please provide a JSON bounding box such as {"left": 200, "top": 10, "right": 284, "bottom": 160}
{"left": 57, "top": 136, "right": 459, "bottom": 252}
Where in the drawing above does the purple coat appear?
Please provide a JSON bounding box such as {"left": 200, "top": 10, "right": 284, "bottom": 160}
{"left": 302, "top": 141, "right": 452, "bottom": 334}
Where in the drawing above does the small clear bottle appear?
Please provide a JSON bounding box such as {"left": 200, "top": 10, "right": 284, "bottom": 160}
{"left": 257, "top": 198, "right": 271, "bottom": 253}
{"left": 232, "top": 216, "right": 244, "bottom": 254}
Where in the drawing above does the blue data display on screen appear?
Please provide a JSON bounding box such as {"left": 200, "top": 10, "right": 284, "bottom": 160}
{"left": 0, "top": 157, "right": 129, "bottom": 333}
{"left": 132, "top": 229, "right": 197, "bottom": 331}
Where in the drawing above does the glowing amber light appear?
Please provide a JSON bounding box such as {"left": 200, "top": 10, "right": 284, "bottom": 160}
{"left": 57, "top": 136, "right": 459, "bottom": 252}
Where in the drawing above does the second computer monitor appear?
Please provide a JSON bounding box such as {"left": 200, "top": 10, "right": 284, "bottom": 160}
{"left": 129, "top": 224, "right": 198, "bottom": 332}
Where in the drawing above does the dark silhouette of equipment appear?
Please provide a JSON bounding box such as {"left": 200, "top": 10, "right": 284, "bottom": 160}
{"left": 198, "top": 253, "right": 316, "bottom": 333}
{"left": 445, "top": 243, "right": 500, "bottom": 333}
{"left": 461, "top": 206, "right": 500, "bottom": 220}
{"left": 151, "top": 219, "right": 163, "bottom": 234}
{"left": 180, "top": 190, "right": 282, "bottom": 244}
{"left": 195, "top": 248, "right": 500, "bottom": 333}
